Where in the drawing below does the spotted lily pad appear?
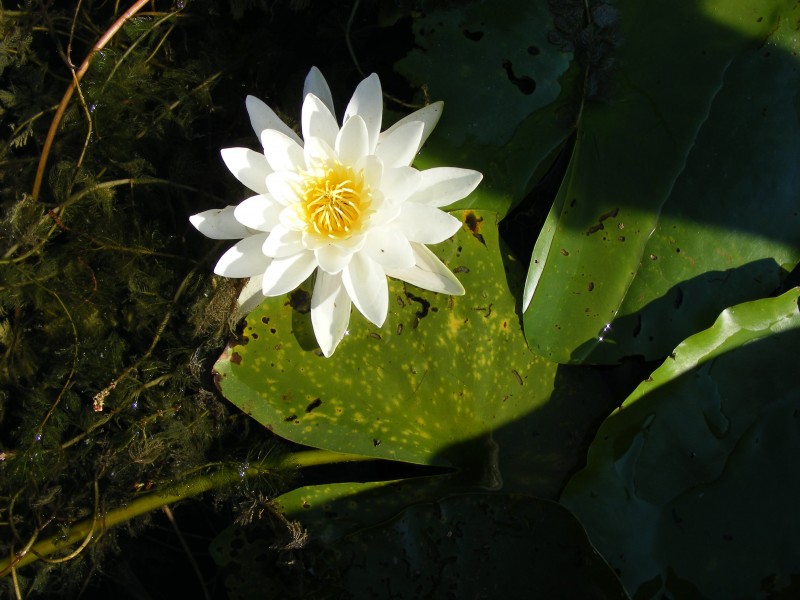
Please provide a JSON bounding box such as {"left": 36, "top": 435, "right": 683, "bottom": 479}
{"left": 213, "top": 210, "right": 554, "bottom": 472}
{"left": 394, "top": 0, "right": 577, "bottom": 218}
{"left": 522, "top": 0, "right": 800, "bottom": 363}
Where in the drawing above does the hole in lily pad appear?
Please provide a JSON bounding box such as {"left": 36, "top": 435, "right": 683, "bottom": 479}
{"left": 501, "top": 59, "right": 536, "bottom": 95}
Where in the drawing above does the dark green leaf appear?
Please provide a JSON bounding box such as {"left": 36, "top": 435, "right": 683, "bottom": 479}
{"left": 396, "top": 0, "right": 577, "bottom": 217}
{"left": 323, "top": 493, "right": 629, "bottom": 599}
{"left": 561, "top": 288, "right": 800, "bottom": 598}
{"left": 522, "top": 0, "right": 800, "bottom": 363}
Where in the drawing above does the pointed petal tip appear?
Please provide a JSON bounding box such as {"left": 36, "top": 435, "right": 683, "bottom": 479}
{"left": 190, "top": 206, "right": 252, "bottom": 240}
{"left": 304, "top": 67, "right": 336, "bottom": 118}
{"left": 311, "top": 272, "right": 352, "bottom": 357}
{"left": 305, "top": 66, "right": 325, "bottom": 85}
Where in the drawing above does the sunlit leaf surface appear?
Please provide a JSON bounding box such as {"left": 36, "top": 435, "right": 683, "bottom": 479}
{"left": 522, "top": 0, "right": 800, "bottom": 363}
{"left": 214, "top": 210, "right": 554, "bottom": 466}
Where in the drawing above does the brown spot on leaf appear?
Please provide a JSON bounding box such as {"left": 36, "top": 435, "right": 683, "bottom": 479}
{"left": 465, "top": 211, "right": 483, "bottom": 233}
{"left": 598, "top": 207, "right": 619, "bottom": 222}
{"left": 405, "top": 291, "right": 431, "bottom": 319}
{"left": 464, "top": 211, "right": 487, "bottom": 246}
{"left": 586, "top": 223, "right": 604, "bottom": 236}
{"left": 230, "top": 352, "right": 242, "bottom": 365}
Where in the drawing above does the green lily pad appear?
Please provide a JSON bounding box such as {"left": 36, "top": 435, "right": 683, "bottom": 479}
{"left": 214, "top": 210, "right": 625, "bottom": 505}
{"left": 395, "top": 0, "right": 577, "bottom": 218}
{"left": 522, "top": 0, "right": 800, "bottom": 364}
{"left": 213, "top": 210, "right": 557, "bottom": 474}
{"left": 561, "top": 288, "right": 800, "bottom": 598}
{"left": 322, "top": 493, "right": 629, "bottom": 599}
{"left": 214, "top": 492, "right": 629, "bottom": 599}
{"left": 274, "top": 477, "right": 454, "bottom": 544}
{"left": 268, "top": 356, "right": 626, "bottom": 544}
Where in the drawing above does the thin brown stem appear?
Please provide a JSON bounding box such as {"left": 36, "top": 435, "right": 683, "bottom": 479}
{"left": 32, "top": 0, "right": 151, "bottom": 200}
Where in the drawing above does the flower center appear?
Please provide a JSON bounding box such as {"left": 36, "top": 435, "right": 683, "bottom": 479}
{"left": 301, "top": 163, "right": 369, "bottom": 239}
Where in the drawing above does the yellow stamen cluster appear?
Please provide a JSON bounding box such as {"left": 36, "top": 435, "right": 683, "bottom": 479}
{"left": 302, "top": 163, "right": 369, "bottom": 238}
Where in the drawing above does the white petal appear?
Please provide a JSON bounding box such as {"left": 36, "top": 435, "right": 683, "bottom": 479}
{"left": 266, "top": 171, "right": 303, "bottom": 206}
{"left": 387, "top": 243, "right": 464, "bottom": 295}
{"left": 261, "top": 252, "right": 318, "bottom": 297}
{"left": 303, "top": 67, "right": 335, "bottom": 118}
{"left": 380, "top": 101, "right": 443, "bottom": 152}
{"left": 315, "top": 244, "right": 355, "bottom": 274}
{"left": 311, "top": 272, "right": 351, "bottom": 357}
{"left": 369, "top": 200, "right": 401, "bottom": 227}
{"left": 260, "top": 130, "right": 305, "bottom": 172}
{"left": 304, "top": 136, "right": 337, "bottom": 170}
{"left": 342, "top": 252, "right": 388, "bottom": 327}
{"left": 302, "top": 94, "right": 340, "bottom": 149}
{"left": 380, "top": 166, "right": 422, "bottom": 204}
{"left": 357, "top": 154, "right": 384, "bottom": 191}
{"left": 406, "top": 167, "right": 483, "bottom": 208}
{"left": 221, "top": 148, "right": 271, "bottom": 195}
{"left": 262, "top": 224, "right": 305, "bottom": 258}
{"left": 335, "top": 115, "right": 369, "bottom": 165}
{"left": 362, "top": 228, "right": 415, "bottom": 269}
{"left": 236, "top": 274, "right": 265, "bottom": 318}
{"left": 190, "top": 206, "right": 250, "bottom": 239}
{"left": 245, "top": 95, "right": 302, "bottom": 145}
{"left": 233, "top": 195, "right": 283, "bottom": 232}
{"left": 280, "top": 203, "right": 308, "bottom": 232}
{"left": 393, "top": 203, "right": 462, "bottom": 244}
{"left": 343, "top": 73, "right": 383, "bottom": 154}
{"left": 375, "top": 121, "right": 424, "bottom": 168}
{"left": 304, "top": 230, "right": 367, "bottom": 253}
{"left": 214, "top": 234, "right": 271, "bottom": 277}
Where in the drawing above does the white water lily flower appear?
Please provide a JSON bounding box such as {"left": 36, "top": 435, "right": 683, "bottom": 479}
{"left": 191, "top": 67, "right": 482, "bottom": 356}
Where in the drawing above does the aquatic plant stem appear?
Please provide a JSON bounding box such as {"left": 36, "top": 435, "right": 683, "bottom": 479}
{"left": 31, "top": 0, "right": 151, "bottom": 200}
{"left": 0, "top": 449, "right": 373, "bottom": 576}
